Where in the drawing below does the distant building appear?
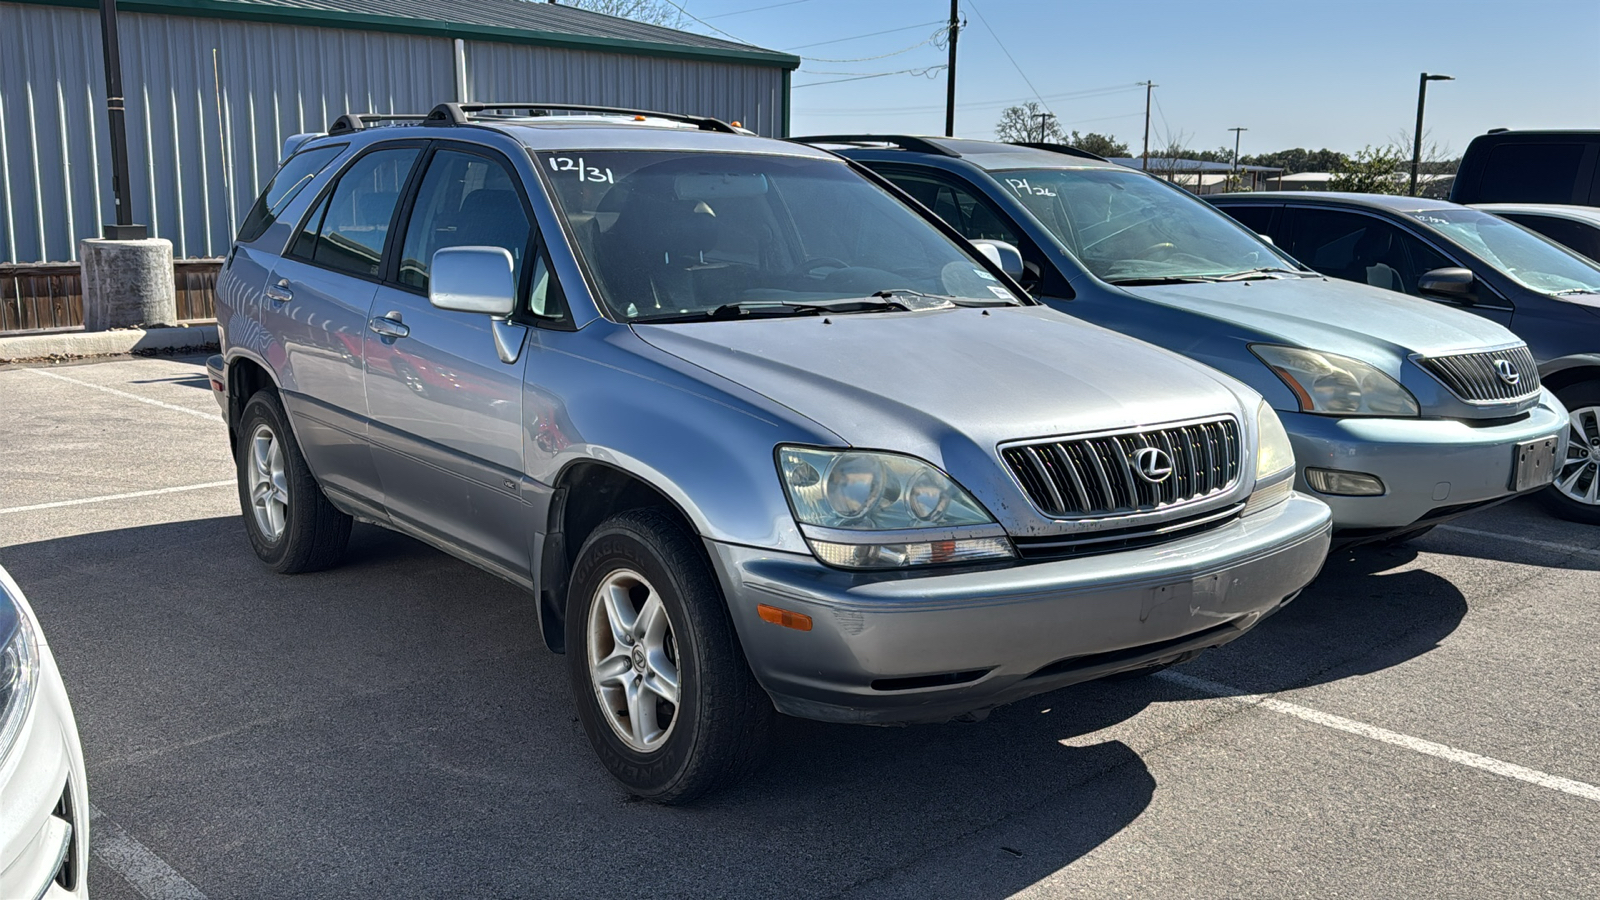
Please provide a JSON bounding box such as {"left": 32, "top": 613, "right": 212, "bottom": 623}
{"left": 0, "top": 0, "right": 799, "bottom": 262}
{"left": 1110, "top": 157, "right": 1285, "bottom": 194}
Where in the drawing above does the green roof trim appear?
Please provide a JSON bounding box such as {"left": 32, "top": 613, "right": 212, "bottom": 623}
{"left": 14, "top": 0, "right": 802, "bottom": 69}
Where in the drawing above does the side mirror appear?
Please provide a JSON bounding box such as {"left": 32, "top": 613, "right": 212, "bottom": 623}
{"left": 430, "top": 246, "right": 516, "bottom": 317}
{"left": 970, "top": 239, "right": 1024, "bottom": 279}
{"left": 1417, "top": 267, "right": 1477, "bottom": 304}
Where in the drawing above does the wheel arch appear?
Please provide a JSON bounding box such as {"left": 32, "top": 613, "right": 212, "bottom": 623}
{"left": 225, "top": 352, "right": 281, "bottom": 457}
{"left": 1540, "top": 355, "right": 1600, "bottom": 395}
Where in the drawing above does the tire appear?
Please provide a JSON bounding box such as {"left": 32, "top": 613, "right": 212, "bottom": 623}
{"left": 1539, "top": 382, "right": 1600, "bottom": 525}
{"left": 235, "top": 390, "right": 352, "bottom": 573}
{"left": 566, "top": 508, "right": 773, "bottom": 804}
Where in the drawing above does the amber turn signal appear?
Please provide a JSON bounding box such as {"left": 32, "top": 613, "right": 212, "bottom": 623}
{"left": 757, "top": 603, "right": 812, "bottom": 631}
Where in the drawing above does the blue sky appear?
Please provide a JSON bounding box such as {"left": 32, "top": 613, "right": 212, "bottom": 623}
{"left": 674, "top": 0, "right": 1600, "bottom": 157}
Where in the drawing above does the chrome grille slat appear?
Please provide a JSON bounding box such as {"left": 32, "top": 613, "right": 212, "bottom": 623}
{"left": 1003, "top": 417, "right": 1242, "bottom": 518}
{"left": 1418, "top": 345, "right": 1539, "bottom": 404}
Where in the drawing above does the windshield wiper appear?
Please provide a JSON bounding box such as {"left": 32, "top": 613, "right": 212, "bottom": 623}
{"left": 1103, "top": 274, "right": 1225, "bottom": 286}
{"left": 1551, "top": 288, "right": 1600, "bottom": 296}
{"left": 647, "top": 296, "right": 914, "bottom": 323}
{"left": 1214, "top": 267, "right": 1309, "bottom": 281}
{"left": 871, "top": 288, "right": 1019, "bottom": 307}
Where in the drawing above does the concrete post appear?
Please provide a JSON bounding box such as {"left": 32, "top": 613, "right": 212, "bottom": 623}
{"left": 79, "top": 238, "right": 177, "bottom": 330}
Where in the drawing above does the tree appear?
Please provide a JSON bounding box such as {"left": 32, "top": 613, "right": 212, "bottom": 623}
{"left": 562, "top": 0, "right": 686, "bottom": 27}
{"left": 1067, "top": 131, "right": 1128, "bottom": 158}
{"left": 1241, "top": 148, "right": 1347, "bottom": 175}
{"left": 1329, "top": 145, "right": 1407, "bottom": 194}
{"left": 995, "top": 102, "right": 1063, "bottom": 143}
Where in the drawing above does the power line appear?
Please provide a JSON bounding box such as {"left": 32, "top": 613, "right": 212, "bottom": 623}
{"left": 799, "top": 28, "right": 947, "bottom": 63}
{"left": 966, "top": 0, "right": 1051, "bottom": 115}
{"left": 658, "top": 0, "right": 749, "bottom": 42}
{"left": 706, "top": 0, "right": 814, "bottom": 19}
{"left": 783, "top": 20, "right": 944, "bottom": 51}
{"left": 802, "top": 83, "right": 1141, "bottom": 115}
{"left": 793, "top": 66, "right": 947, "bottom": 89}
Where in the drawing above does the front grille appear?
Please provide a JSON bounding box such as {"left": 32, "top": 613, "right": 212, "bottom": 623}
{"left": 1418, "top": 345, "right": 1539, "bottom": 403}
{"left": 1002, "top": 416, "right": 1241, "bottom": 518}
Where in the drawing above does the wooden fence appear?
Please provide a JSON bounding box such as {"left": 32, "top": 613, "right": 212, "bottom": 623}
{"left": 1, "top": 259, "right": 222, "bottom": 334}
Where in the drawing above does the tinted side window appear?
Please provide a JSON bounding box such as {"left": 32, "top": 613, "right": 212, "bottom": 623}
{"left": 298, "top": 147, "right": 420, "bottom": 278}
{"left": 236, "top": 145, "right": 344, "bottom": 244}
{"left": 398, "top": 149, "right": 532, "bottom": 291}
{"left": 1285, "top": 208, "right": 1413, "bottom": 293}
{"left": 1502, "top": 214, "right": 1600, "bottom": 262}
{"left": 883, "top": 171, "right": 1022, "bottom": 245}
{"left": 1218, "top": 204, "right": 1277, "bottom": 238}
{"left": 1478, "top": 143, "right": 1586, "bottom": 203}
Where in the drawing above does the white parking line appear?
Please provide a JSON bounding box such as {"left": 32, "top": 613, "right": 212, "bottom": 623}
{"left": 0, "top": 481, "right": 234, "bottom": 515}
{"left": 1157, "top": 670, "right": 1600, "bottom": 804}
{"left": 1436, "top": 524, "right": 1600, "bottom": 561}
{"left": 89, "top": 805, "right": 210, "bottom": 900}
{"left": 20, "top": 367, "right": 221, "bottom": 422}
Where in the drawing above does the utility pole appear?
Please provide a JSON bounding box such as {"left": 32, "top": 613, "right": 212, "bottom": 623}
{"left": 1031, "top": 112, "right": 1056, "bottom": 143}
{"left": 1411, "top": 72, "right": 1454, "bottom": 196}
{"left": 944, "top": 0, "right": 960, "bottom": 136}
{"left": 1139, "top": 81, "right": 1156, "bottom": 172}
{"left": 97, "top": 0, "right": 144, "bottom": 239}
{"left": 1228, "top": 126, "right": 1247, "bottom": 187}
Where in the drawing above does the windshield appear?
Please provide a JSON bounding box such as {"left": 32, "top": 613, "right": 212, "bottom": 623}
{"left": 993, "top": 167, "right": 1298, "bottom": 283}
{"left": 1406, "top": 207, "right": 1600, "bottom": 295}
{"left": 537, "top": 151, "right": 1022, "bottom": 322}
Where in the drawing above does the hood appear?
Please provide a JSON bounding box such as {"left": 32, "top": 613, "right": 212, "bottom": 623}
{"left": 632, "top": 305, "right": 1254, "bottom": 474}
{"left": 1126, "top": 275, "right": 1523, "bottom": 359}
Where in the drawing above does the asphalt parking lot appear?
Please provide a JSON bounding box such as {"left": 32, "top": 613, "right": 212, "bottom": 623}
{"left": 3, "top": 354, "right": 1598, "bottom": 899}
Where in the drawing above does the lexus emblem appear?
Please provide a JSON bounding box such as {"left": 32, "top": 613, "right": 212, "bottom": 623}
{"left": 1493, "top": 358, "right": 1521, "bottom": 386}
{"left": 1131, "top": 447, "right": 1174, "bottom": 484}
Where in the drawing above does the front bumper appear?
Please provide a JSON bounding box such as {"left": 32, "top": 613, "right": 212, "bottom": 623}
{"left": 1283, "top": 390, "right": 1569, "bottom": 535}
{"left": 1, "top": 579, "right": 89, "bottom": 900}
{"left": 709, "top": 493, "right": 1331, "bottom": 725}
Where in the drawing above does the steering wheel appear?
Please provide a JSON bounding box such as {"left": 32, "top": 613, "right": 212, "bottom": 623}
{"left": 797, "top": 256, "right": 849, "bottom": 276}
{"left": 1138, "top": 241, "right": 1177, "bottom": 260}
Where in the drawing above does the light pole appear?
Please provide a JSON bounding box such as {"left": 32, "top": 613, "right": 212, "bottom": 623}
{"left": 1411, "top": 72, "right": 1454, "bottom": 196}
{"left": 1228, "top": 126, "right": 1247, "bottom": 188}
{"left": 97, "top": 0, "right": 144, "bottom": 239}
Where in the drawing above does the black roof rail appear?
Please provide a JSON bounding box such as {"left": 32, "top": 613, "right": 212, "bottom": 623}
{"left": 1009, "top": 141, "right": 1109, "bottom": 162}
{"left": 327, "top": 113, "right": 428, "bottom": 135}
{"left": 790, "top": 135, "right": 961, "bottom": 158}
{"left": 424, "top": 102, "right": 739, "bottom": 134}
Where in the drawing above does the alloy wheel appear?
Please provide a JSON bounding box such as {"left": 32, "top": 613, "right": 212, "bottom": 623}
{"left": 247, "top": 423, "right": 290, "bottom": 541}
{"left": 586, "top": 569, "right": 681, "bottom": 752}
{"left": 1555, "top": 405, "right": 1600, "bottom": 506}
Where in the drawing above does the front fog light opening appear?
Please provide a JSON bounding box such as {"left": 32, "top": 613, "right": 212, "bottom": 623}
{"left": 1305, "top": 467, "right": 1386, "bottom": 497}
{"left": 807, "top": 536, "right": 1014, "bottom": 569}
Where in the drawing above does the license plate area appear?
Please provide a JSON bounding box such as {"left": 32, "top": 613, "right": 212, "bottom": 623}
{"left": 1511, "top": 436, "right": 1559, "bottom": 492}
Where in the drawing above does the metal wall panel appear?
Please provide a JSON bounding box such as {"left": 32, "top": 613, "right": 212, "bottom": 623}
{"left": 0, "top": 2, "right": 785, "bottom": 263}
{"left": 464, "top": 42, "right": 785, "bottom": 139}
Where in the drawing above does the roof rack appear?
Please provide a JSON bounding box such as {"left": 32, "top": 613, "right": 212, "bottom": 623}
{"left": 1009, "top": 141, "right": 1109, "bottom": 162}
{"left": 327, "top": 113, "right": 429, "bottom": 136}
{"left": 790, "top": 135, "right": 960, "bottom": 158}
{"left": 424, "top": 102, "right": 740, "bottom": 134}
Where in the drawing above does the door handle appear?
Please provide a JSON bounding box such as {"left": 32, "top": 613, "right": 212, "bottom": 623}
{"left": 264, "top": 279, "right": 293, "bottom": 303}
{"left": 367, "top": 313, "right": 410, "bottom": 340}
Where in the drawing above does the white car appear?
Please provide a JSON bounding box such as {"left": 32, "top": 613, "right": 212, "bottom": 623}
{"left": 0, "top": 565, "right": 88, "bottom": 899}
{"left": 1472, "top": 203, "right": 1600, "bottom": 263}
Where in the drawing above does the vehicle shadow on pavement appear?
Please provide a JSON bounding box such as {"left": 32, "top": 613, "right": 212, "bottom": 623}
{"left": 4, "top": 516, "right": 1156, "bottom": 900}
{"left": 1171, "top": 543, "right": 1469, "bottom": 698}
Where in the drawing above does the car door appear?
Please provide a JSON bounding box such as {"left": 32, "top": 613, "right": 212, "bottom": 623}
{"left": 1280, "top": 206, "right": 1514, "bottom": 328}
{"left": 364, "top": 141, "right": 541, "bottom": 580}
{"left": 264, "top": 143, "right": 423, "bottom": 512}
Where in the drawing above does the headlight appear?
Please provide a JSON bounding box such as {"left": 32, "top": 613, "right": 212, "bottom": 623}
{"left": 0, "top": 590, "right": 39, "bottom": 764}
{"left": 1251, "top": 345, "right": 1419, "bottom": 417}
{"left": 1246, "top": 400, "right": 1297, "bottom": 515}
{"left": 1255, "top": 401, "right": 1296, "bottom": 480}
{"left": 777, "top": 447, "right": 1014, "bottom": 568}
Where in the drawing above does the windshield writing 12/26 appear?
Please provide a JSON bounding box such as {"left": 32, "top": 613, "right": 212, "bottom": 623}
{"left": 996, "top": 167, "right": 1295, "bottom": 283}
{"left": 538, "top": 151, "right": 1019, "bottom": 323}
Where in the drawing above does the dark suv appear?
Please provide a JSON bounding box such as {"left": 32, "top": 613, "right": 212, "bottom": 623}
{"left": 1451, "top": 130, "right": 1600, "bottom": 208}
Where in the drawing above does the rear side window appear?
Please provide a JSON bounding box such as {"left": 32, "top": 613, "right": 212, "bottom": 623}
{"left": 1218, "top": 204, "right": 1277, "bottom": 237}
{"left": 291, "top": 147, "right": 420, "bottom": 277}
{"left": 235, "top": 145, "right": 344, "bottom": 244}
{"left": 1478, "top": 143, "right": 1586, "bottom": 203}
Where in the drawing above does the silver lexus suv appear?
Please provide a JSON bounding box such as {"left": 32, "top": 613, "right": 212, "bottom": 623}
{"left": 210, "top": 103, "right": 1332, "bottom": 802}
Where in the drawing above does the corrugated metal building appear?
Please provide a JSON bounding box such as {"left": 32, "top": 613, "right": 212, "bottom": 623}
{"left": 0, "top": 0, "right": 799, "bottom": 263}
